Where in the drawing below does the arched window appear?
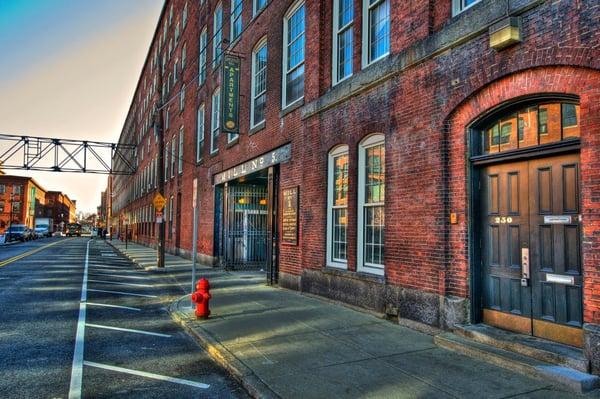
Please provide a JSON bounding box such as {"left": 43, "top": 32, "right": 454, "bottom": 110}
{"left": 476, "top": 101, "right": 580, "bottom": 156}
{"left": 357, "top": 134, "right": 385, "bottom": 275}
{"left": 327, "top": 145, "right": 349, "bottom": 268}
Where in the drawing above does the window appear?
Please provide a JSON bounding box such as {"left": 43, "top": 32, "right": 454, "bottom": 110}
{"left": 210, "top": 88, "right": 221, "bottom": 154}
{"left": 0, "top": 184, "right": 5, "bottom": 194}
{"left": 254, "top": 0, "right": 267, "bottom": 15}
{"left": 251, "top": 39, "right": 267, "bottom": 127}
{"left": 213, "top": 3, "right": 224, "bottom": 67}
{"left": 178, "top": 127, "right": 184, "bottom": 174}
{"left": 182, "top": 43, "right": 187, "bottom": 69}
{"left": 197, "top": 104, "right": 205, "bottom": 162}
{"left": 479, "top": 102, "right": 580, "bottom": 155}
{"left": 169, "top": 4, "right": 173, "bottom": 26}
{"left": 452, "top": 0, "right": 481, "bottom": 16}
{"left": 332, "top": 0, "right": 353, "bottom": 83}
{"left": 362, "top": 0, "right": 389, "bottom": 67}
{"left": 164, "top": 141, "right": 170, "bottom": 178}
{"left": 282, "top": 1, "right": 305, "bottom": 107}
{"left": 179, "top": 85, "right": 185, "bottom": 112}
{"left": 357, "top": 134, "right": 385, "bottom": 274}
{"left": 13, "top": 201, "right": 21, "bottom": 212}
{"left": 173, "top": 59, "right": 178, "bottom": 82}
{"left": 175, "top": 22, "right": 180, "bottom": 45}
{"left": 199, "top": 28, "right": 208, "bottom": 83}
{"left": 231, "top": 0, "right": 243, "bottom": 42}
{"left": 327, "top": 145, "right": 349, "bottom": 268}
{"left": 13, "top": 185, "right": 21, "bottom": 194}
{"left": 183, "top": 2, "right": 188, "bottom": 27}
{"left": 171, "top": 138, "right": 176, "bottom": 178}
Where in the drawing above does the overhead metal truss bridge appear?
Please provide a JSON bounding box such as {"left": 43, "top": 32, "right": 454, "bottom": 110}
{"left": 0, "top": 133, "right": 136, "bottom": 175}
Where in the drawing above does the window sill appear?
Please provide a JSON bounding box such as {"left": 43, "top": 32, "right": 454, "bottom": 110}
{"left": 280, "top": 98, "right": 304, "bottom": 118}
{"left": 226, "top": 136, "right": 239, "bottom": 148}
{"left": 209, "top": 150, "right": 219, "bottom": 158}
{"left": 248, "top": 120, "right": 265, "bottom": 136}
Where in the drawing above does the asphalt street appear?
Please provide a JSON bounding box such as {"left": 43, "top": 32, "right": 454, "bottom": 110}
{"left": 0, "top": 237, "right": 248, "bottom": 398}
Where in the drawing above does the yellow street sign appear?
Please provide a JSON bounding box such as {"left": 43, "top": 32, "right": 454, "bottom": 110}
{"left": 153, "top": 193, "right": 166, "bottom": 211}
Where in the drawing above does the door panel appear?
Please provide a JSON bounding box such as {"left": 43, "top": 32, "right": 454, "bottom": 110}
{"left": 481, "top": 161, "right": 531, "bottom": 332}
{"left": 529, "top": 154, "right": 582, "bottom": 329}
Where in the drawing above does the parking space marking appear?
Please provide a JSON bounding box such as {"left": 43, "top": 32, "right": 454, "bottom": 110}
{"left": 85, "top": 323, "right": 171, "bottom": 338}
{"left": 68, "top": 239, "right": 91, "bottom": 399}
{"left": 87, "top": 289, "right": 157, "bottom": 298}
{"left": 86, "top": 302, "right": 141, "bottom": 312}
{"left": 83, "top": 361, "right": 210, "bottom": 389}
{"left": 87, "top": 279, "right": 153, "bottom": 288}
{"left": 88, "top": 272, "right": 148, "bottom": 280}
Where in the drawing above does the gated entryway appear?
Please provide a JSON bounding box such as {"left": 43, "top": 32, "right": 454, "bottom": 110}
{"left": 225, "top": 183, "right": 269, "bottom": 269}
{"left": 472, "top": 99, "right": 583, "bottom": 347}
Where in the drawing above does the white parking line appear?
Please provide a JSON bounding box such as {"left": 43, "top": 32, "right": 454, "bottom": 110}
{"left": 87, "top": 279, "right": 153, "bottom": 288}
{"left": 86, "top": 302, "right": 141, "bottom": 312}
{"left": 83, "top": 361, "right": 210, "bottom": 389}
{"left": 85, "top": 323, "right": 171, "bottom": 338}
{"left": 88, "top": 272, "right": 148, "bottom": 280}
{"left": 87, "top": 289, "right": 157, "bottom": 298}
{"left": 68, "top": 240, "right": 92, "bottom": 399}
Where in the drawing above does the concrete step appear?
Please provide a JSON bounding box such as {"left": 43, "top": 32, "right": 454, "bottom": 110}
{"left": 435, "top": 332, "right": 600, "bottom": 393}
{"left": 453, "top": 323, "right": 588, "bottom": 373}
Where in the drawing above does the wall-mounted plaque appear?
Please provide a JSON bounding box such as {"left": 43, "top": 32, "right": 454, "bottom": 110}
{"left": 282, "top": 187, "right": 299, "bottom": 245}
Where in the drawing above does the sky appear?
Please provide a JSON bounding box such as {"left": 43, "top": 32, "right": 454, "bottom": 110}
{"left": 0, "top": 0, "right": 163, "bottom": 213}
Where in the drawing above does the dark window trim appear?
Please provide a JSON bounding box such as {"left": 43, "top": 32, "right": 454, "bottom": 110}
{"left": 470, "top": 138, "right": 580, "bottom": 166}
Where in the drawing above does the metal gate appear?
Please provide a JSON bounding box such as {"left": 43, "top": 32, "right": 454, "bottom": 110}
{"left": 225, "top": 184, "right": 269, "bottom": 270}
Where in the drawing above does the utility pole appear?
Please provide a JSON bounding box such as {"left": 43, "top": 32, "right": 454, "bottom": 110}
{"left": 154, "top": 59, "right": 166, "bottom": 269}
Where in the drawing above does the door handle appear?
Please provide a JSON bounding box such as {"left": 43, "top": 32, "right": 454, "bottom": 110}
{"left": 521, "top": 247, "right": 530, "bottom": 287}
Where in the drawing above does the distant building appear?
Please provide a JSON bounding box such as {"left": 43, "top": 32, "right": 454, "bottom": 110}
{"left": 45, "top": 191, "right": 77, "bottom": 232}
{"left": 0, "top": 175, "right": 47, "bottom": 232}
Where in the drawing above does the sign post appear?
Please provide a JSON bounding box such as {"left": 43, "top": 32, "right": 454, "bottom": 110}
{"left": 191, "top": 178, "right": 198, "bottom": 308}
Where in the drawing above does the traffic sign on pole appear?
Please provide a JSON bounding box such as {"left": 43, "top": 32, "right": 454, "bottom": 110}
{"left": 153, "top": 193, "right": 166, "bottom": 211}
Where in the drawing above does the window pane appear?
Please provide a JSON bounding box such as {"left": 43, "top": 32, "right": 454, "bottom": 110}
{"left": 253, "top": 44, "right": 267, "bottom": 125}
{"left": 517, "top": 106, "right": 539, "bottom": 149}
{"left": 332, "top": 208, "right": 348, "bottom": 261}
{"left": 539, "top": 103, "right": 561, "bottom": 145}
{"left": 339, "top": 0, "right": 353, "bottom": 26}
{"left": 286, "top": 64, "right": 304, "bottom": 104}
{"left": 369, "top": 0, "right": 389, "bottom": 62}
{"left": 365, "top": 144, "right": 385, "bottom": 204}
{"left": 337, "top": 27, "right": 353, "bottom": 80}
{"left": 364, "top": 205, "right": 384, "bottom": 266}
{"left": 333, "top": 154, "right": 349, "bottom": 206}
{"left": 562, "top": 103, "right": 580, "bottom": 138}
{"left": 498, "top": 116, "right": 518, "bottom": 152}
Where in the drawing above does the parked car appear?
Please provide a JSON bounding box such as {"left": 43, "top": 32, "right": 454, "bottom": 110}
{"left": 5, "top": 225, "right": 28, "bottom": 242}
{"left": 34, "top": 227, "right": 47, "bottom": 239}
{"left": 24, "top": 228, "right": 35, "bottom": 241}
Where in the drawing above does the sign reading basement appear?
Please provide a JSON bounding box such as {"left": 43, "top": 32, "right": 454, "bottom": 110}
{"left": 213, "top": 144, "right": 292, "bottom": 185}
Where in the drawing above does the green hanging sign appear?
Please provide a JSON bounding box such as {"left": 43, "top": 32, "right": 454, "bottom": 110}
{"left": 222, "top": 54, "right": 241, "bottom": 135}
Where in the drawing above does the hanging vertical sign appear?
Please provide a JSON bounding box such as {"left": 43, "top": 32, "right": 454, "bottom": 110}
{"left": 221, "top": 54, "right": 241, "bottom": 135}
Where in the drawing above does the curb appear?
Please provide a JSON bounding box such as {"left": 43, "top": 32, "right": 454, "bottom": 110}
{"left": 168, "top": 295, "right": 280, "bottom": 399}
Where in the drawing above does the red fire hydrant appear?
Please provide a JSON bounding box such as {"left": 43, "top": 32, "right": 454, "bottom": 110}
{"left": 191, "top": 278, "right": 211, "bottom": 319}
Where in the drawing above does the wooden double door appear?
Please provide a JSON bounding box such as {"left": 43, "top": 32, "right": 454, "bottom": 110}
{"left": 480, "top": 153, "right": 583, "bottom": 347}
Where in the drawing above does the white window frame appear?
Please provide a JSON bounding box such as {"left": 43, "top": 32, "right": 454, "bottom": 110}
{"left": 282, "top": 0, "right": 305, "bottom": 108}
{"left": 210, "top": 87, "right": 221, "bottom": 154}
{"left": 361, "top": 0, "right": 390, "bottom": 68}
{"left": 250, "top": 37, "right": 268, "bottom": 128}
{"left": 230, "top": 0, "right": 243, "bottom": 42}
{"left": 326, "top": 145, "right": 349, "bottom": 269}
{"left": 179, "top": 85, "right": 185, "bottom": 111}
{"left": 178, "top": 126, "right": 184, "bottom": 174}
{"left": 332, "top": 0, "right": 353, "bottom": 85}
{"left": 253, "top": 0, "right": 267, "bottom": 16}
{"left": 196, "top": 104, "right": 205, "bottom": 162}
{"left": 171, "top": 138, "right": 176, "bottom": 178}
{"left": 213, "top": 3, "right": 223, "bottom": 67}
{"left": 452, "top": 0, "right": 481, "bottom": 16}
{"left": 357, "top": 133, "right": 385, "bottom": 275}
{"left": 199, "top": 27, "right": 208, "bottom": 84}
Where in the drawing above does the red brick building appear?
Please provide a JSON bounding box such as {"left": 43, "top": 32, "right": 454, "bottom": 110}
{"left": 112, "top": 0, "right": 600, "bottom": 372}
{"left": 0, "top": 176, "right": 46, "bottom": 232}
{"left": 44, "top": 191, "right": 77, "bottom": 231}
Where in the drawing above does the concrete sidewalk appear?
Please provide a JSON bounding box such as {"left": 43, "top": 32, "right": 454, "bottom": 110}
{"left": 169, "top": 272, "right": 600, "bottom": 399}
{"left": 108, "top": 239, "right": 210, "bottom": 271}
{"left": 110, "top": 240, "right": 598, "bottom": 398}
